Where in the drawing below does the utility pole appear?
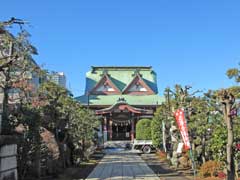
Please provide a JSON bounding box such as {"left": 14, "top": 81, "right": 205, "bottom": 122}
{"left": 87, "top": 91, "right": 90, "bottom": 109}
{"left": 163, "top": 88, "right": 171, "bottom": 153}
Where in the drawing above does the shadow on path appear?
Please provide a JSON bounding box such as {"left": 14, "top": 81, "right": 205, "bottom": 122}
{"left": 141, "top": 153, "right": 193, "bottom": 180}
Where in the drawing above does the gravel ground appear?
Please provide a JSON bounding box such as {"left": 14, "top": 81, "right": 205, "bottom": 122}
{"left": 54, "top": 151, "right": 104, "bottom": 180}
{"left": 140, "top": 153, "right": 193, "bottom": 180}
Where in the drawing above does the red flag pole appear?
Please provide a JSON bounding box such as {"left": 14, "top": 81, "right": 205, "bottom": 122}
{"left": 175, "top": 108, "right": 196, "bottom": 180}
{"left": 184, "top": 109, "right": 196, "bottom": 180}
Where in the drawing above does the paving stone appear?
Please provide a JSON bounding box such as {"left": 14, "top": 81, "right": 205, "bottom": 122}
{"left": 87, "top": 151, "right": 160, "bottom": 180}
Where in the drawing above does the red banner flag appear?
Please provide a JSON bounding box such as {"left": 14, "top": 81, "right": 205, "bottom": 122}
{"left": 174, "top": 109, "right": 191, "bottom": 150}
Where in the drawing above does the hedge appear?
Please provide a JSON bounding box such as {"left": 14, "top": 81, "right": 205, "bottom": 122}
{"left": 136, "top": 119, "right": 152, "bottom": 140}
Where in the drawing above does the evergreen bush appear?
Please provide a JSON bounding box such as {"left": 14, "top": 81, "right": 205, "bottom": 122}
{"left": 151, "top": 118, "right": 162, "bottom": 148}
{"left": 136, "top": 119, "right": 152, "bottom": 140}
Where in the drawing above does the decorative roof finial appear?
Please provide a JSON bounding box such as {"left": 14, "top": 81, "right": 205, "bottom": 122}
{"left": 132, "top": 68, "right": 143, "bottom": 77}
{"left": 118, "top": 97, "right": 126, "bottom": 102}
{"left": 101, "top": 69, "right": 109, "bottom": 77}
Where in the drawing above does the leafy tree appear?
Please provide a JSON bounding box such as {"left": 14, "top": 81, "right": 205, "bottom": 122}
{"left": 198, "top": 87, "right": 240, "bottom": 179}
{"left": 0, "top": 18, "right": 44, "bottom": 179}
{"left": 68, "top": 104, "right": 99, "bottom": 161}
{"left": 0, "top": 18, "right": 38, "bottom": 134}
{"left": 153, "top": 85, "right": 208, "bottom": 170}
{"left": 209, "top": 124, "right": 227, "bottom": 161}
{"left": 0, "top": 18, "right": 101, "bottom": 179}
{"left": 225, "top": 64, "right": 240, "bottom": 179}
{"left": 218, "top": 90, "right": 235, "bottom": 180}
{"left": 151, "top": 103, "right": 170, "bottom": 149}
{"left": 38, "top": 81, "right": 100, "bottom": 163}
{"left": 38, "top": 81, "right": 71, "bottom": 132}
{"left": 188, "top": 97, "right": 209, "bottom": 163}
{"left": 227, "top": 86, "right": 240, "bottom": 98}
{"left": 151, "top": 113, "right": 163, "bottom": 148}
{"left": 227, "top": 66, "right": 240, "bottom": 83}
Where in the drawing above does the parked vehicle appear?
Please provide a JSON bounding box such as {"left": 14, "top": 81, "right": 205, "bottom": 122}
{"left": 132, "top": 139, "right": 155, "bottom": 154}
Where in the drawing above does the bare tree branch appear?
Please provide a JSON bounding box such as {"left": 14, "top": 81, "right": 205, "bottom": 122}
{"left": 1, "top": 17, "right": 28, "bottom": 27}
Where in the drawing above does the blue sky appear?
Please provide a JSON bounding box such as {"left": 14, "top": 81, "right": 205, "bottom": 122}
{"left": 1, "top": 0, "right": 240, "bottom": 96}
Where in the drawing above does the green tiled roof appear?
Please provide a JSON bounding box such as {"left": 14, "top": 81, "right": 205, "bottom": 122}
{"left": 75, "top": 94, "right": 164, "bottom": 106}
{"left": 85, "top": 66, "right": 158, "bottom": 93}
{"left": 77, "top": 66, "right": 164, "bottom": 106}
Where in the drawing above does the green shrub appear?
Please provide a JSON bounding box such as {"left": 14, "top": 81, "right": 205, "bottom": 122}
{"left": 136, "top": 119, "right": 152, "bottom": 140}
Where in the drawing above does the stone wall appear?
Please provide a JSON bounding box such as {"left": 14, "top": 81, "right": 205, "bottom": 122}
{"left": 0, "top": 144, "right": 18, "bottom": 180}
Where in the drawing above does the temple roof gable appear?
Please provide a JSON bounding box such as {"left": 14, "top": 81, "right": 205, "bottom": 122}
{"left": 85, "top": 66, "right": 158, "bottom": 94}
{"left": 122, "top": 73, "right": 155, "bottom": 95}
{"left": 90, "top": 73, "right": 121, "bottom": 95}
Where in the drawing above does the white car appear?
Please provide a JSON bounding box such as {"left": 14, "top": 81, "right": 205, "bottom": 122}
{"left": 132, "top": 139, "right": 155, "bottom": 154}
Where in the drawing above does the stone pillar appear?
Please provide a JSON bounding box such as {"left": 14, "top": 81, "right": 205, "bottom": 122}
{"left": 131, "top": 118, "right": 135, "bottom": 141}
{"left": 103, "top": 116, "right": 108, "bottom": 143}
{"left": 0, "top": 143, "right": 18, "bottom": 180}
{"left": 97, "top": 124, "right": 103, "bottom": 145}
{"left": 0, "top": 113, "right": 2, "bottom": 135}
{"left": 109, "top": 119, "right": 113, "bottom": 140}
{"left": 0, "top": 91, "right": 18, "bottom": 180}
{"left": 0, "top": 88, "right": 3, "bottom": 134}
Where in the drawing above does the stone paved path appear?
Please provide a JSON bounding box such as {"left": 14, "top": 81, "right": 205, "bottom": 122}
{"left": 86, "top": 151, "right": 160, "bottom": 180}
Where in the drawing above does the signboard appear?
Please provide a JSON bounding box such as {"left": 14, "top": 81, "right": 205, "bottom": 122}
{"left": 174, "top": 109, "right": 191, "bottom": 150}
{"left": 177, "top": 142, "right": 184, "bottom": 153}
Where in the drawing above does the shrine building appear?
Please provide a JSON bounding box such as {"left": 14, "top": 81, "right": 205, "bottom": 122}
{"left": 76, "top": 66, "right": 164, "bottom": 142}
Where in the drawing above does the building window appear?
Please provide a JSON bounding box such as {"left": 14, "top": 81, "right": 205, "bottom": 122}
{"left": 129, "top": 82, "right": 147, "bottom": 92}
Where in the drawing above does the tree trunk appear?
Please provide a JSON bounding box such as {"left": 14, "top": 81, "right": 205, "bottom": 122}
{"left": 55, "top": 129, "right": 66, "bottom": 169}
{"left": 33, "top": 115, "right": 41, "bottom": 178}
{"left": 201, "top": 135, "right": 206, "bottom": 164}
{"left": 33, "top": 127, "right": 41, "bottom": 178}
{"left": 1, "top": 88, "right": 9, "bottom": 134}
{"left": 1, "top": 42, "right": 13, "bottom": 135}
{"left": 162, "top": 120, "right": 167, "bottom": 152}
{"left": 34, "top": 144, "right": 41, "bottom": 178}
{"left": 226, "top": 104, "right": 235, "bottom": 180}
